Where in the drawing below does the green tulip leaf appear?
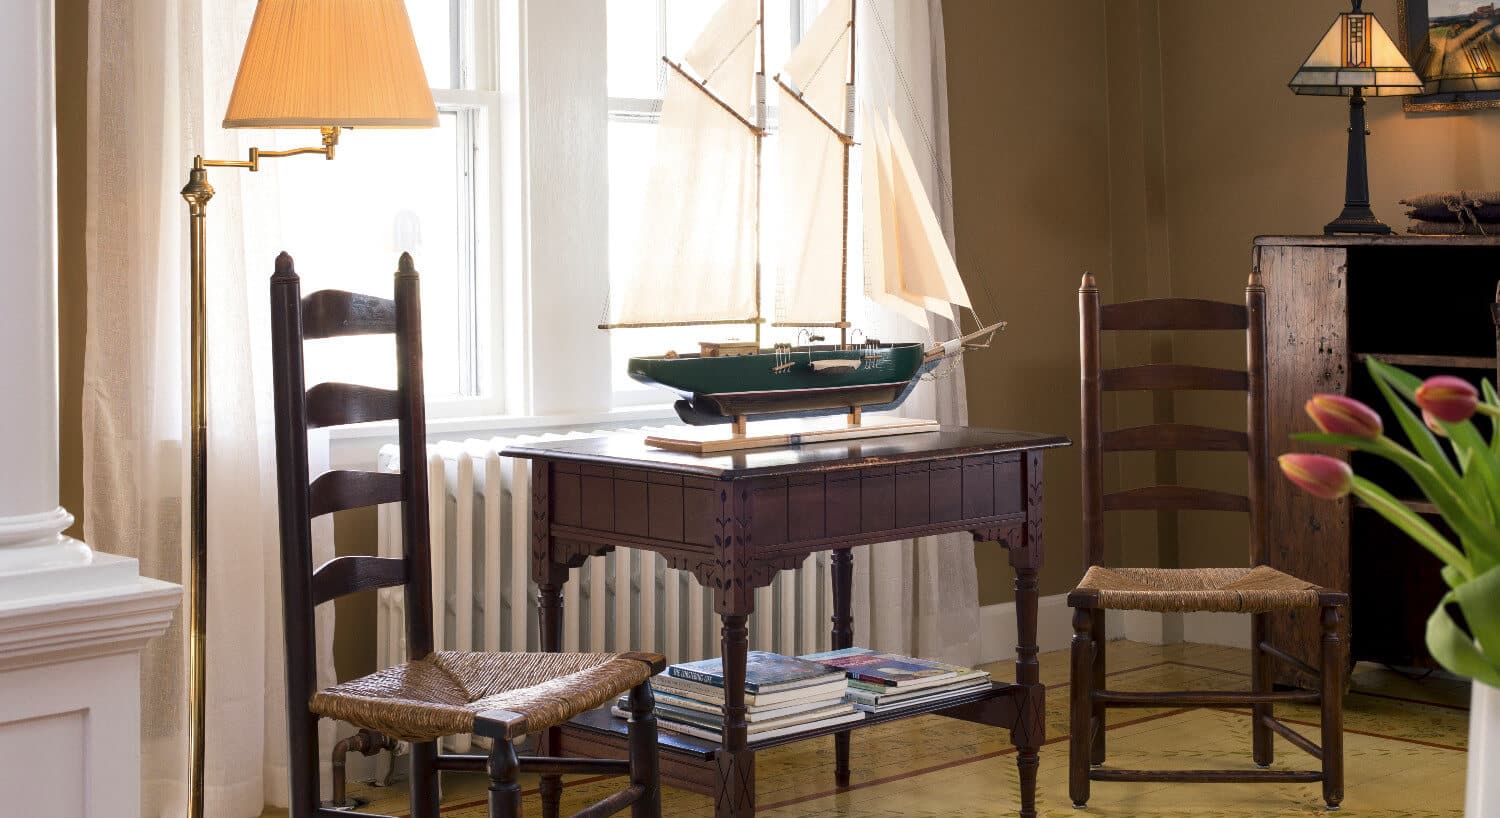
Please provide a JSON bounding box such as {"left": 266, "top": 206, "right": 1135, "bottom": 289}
{"left": 1443, "top": 564, "right": 1466, "bottom": 589}
{"left": 1367, "top": 357, "right": 1424, "bottom": 401}
{"left": 1455, "top": 565, "right": 1500, "bottom": 663}
{"left": 1428, "top": 591, "right": 1500, "bottom": 688}
{"left": 1367, "top": 358, "right": 1461, "bottom": 487}
{"left": 1443, "top": 420, "right": 1500, "bottom": 524}
{"left": 1352, "top": 477, "right": 1473, "bottom": 578}
{"left": 1483, "top": 380, "right": 1500, "bottom": 457}
{"left": 1295, "top": 432, "right": 1500, "bottom": 559}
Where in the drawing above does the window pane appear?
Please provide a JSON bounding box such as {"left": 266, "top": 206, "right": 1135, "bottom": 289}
{"left": 264, "top": 114, "right": 468, "bottom": 399}
{"left": 407, "top": 0, "right": 457, "bottom": 88}
{"left": 607, "top": 0, "right": 660, "bottom": 99}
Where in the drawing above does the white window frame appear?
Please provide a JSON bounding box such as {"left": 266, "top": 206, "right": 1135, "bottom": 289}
{"left": 417, "top": 0, "right": 508, "bottom": 419}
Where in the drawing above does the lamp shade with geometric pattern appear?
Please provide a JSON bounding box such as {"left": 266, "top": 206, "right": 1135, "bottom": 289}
{"left": 1290, "top": 3, "right": 1424, "bottom": 96}
{"left": 223, "top": 0, "right": 438, "bottom": 128}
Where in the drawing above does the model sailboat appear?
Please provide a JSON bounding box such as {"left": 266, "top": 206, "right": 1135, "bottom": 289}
{"left": 602, "top": 0, "right": 1003, "bottom": 436}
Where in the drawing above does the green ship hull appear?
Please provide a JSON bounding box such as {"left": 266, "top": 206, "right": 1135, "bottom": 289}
{"left": 628, "top": 342, "right": 932, "bottom": 424}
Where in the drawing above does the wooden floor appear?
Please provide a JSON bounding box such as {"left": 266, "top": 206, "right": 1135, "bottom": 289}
{"left": 262, "top": 641, "right": 1471, "bottom": 817}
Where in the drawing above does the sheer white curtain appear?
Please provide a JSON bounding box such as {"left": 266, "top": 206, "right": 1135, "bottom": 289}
{"left": 83, "top": 0, "right": 335, "bottom": 814}
{"left": 848, "top": 0, "right": 981, "bottom": 666}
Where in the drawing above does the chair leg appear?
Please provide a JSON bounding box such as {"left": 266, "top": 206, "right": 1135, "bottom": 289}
{"left": 1070, "top": 606, "right": 1094, "bottom": 809}
{"left": 540, "top": 726, "right": 563, "bottom": 818}
{"left": 488, "top": 736, "right": 522, "bottom": 818}
{"left": 1089, "top": 607, "right": 1107, "bottom": 765}
{"left": 1321, "top": 605, "right": 1346, "bottom": 810}
{"left": 1251, "top": 613, "right": 1274, "bottom": 768}
{"left": 410, "top": 740, "right": 441, "bottom": 818}
{"left": 627, "top": 681, "right": 663, "bottom": 818}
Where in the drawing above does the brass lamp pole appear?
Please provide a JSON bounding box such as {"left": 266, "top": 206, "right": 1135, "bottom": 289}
{"left": 179, "top": 2, "right": 436, "bottom": 815}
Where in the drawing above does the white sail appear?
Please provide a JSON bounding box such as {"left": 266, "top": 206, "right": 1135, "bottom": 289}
{"left": 775, "top": 0, "right": 852, "bottom": 327}
{"left": 862, "top": 106, "right": 973, "bottom": 325}
{"left": 605, "top": 0, "right": 760, "bottom": 327}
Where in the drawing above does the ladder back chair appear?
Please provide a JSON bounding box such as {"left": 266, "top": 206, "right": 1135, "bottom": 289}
{"left": 1069, "top": 272, "right": 1348, "bottom": 810}
{"left": 270, "top": 251, "right": 666, "bottom": 818}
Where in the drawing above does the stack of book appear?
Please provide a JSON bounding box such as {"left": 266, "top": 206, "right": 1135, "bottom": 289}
{"left": 802, "top": 647, "right": 992, "bottom": 714}
{"left": 613, "top": 651, "right": 862, "bottom": 742}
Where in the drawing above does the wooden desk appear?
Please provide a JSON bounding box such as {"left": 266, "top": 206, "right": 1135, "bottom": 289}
{"left": 505, "top": 427, "right": 1068, "bottom": 818}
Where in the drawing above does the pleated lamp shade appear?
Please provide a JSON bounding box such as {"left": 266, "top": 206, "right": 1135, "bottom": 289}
{"left": 223, "top": 0, "right": 438, "bottom": 128}
{"left": 1289, "top": 4, "right": 1424, "bottom": 97}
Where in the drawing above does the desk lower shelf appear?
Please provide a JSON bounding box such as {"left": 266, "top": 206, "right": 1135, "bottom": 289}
{"left": 558, "top": 681, "right": 1031, "bottom": 794}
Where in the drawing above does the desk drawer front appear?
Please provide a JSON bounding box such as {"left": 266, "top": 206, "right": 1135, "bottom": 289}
{"left": 753, "top": 454, "right": 1024, "bottom": 547}
{"left": 551, "top": 464, "right": 719, "bottom": 546}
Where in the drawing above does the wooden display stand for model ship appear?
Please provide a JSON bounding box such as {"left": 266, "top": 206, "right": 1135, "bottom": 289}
{"left": 645, "top": 409, "right": 940, "bottom": 454}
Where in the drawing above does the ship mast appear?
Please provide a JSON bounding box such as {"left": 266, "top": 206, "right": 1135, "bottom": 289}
{"left": 771, "top": 0, "right": 856, "bottom": 345}
{"left": 839, "top": 0, "right": 855, "bottom": 348}
{"left": 754, "top": 0, "right": 766, "bottom": 348}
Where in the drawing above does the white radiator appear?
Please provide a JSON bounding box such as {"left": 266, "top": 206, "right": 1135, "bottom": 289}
{"left": 374, "top": 428, "right": 836, "bottom": 748}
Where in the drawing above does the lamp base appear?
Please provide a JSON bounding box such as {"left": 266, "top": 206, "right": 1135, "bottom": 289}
{"left": 1324, "top": 207, "right": 1392, "bottom": 236}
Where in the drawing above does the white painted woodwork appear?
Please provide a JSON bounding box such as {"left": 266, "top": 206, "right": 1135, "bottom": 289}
{"left": 0, "top": 3, "right": 182, "bottom": 818}
{"left": 0, "top": 581, "right": 180, "bottom": 818}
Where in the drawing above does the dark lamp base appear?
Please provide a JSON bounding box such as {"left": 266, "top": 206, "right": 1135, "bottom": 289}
{"left": 1324, "top": 205, "right": 1392, "bottom": 236}
{"left": 1326, "top": 213, "right": 1392, "bottom": 232}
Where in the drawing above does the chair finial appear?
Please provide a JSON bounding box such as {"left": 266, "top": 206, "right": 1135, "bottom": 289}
{"left": 1081, "top": 272, "right": 1098, "bottom": 291}
{"left": 273, "top": 251, "right": 296, "bottom": 280}
{"left": 397, "top": 251, "right": 417, "bottom": 277}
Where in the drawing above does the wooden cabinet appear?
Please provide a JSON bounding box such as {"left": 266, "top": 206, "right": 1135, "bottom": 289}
{"left": 1258, "top": 235, "right": 1500, "bottom": 688}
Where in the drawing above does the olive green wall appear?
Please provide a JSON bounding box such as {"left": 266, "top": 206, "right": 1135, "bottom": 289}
{"left": 949, "top": 0, "right": 1173, "bottom": 605}
{"left": 955, "top": 0, "right": 1500, "bottom": 606}
{"left": 57, "top": 0, "right": 86, "bottom": 541}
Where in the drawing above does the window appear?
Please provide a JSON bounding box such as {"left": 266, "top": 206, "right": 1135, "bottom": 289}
{"left": 266, "top": 1, "right": 501, "bottom": 414}
{"left": 603, "top": 1, "right": 817, "bottom": 402}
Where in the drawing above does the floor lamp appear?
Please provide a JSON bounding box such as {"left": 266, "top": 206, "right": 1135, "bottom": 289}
{"left": 179, "top": 2, "right": 436, "bottom": 815}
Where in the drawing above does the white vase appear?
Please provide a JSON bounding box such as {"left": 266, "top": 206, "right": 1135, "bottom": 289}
{"left": 1469, "top": 679, "right": 1500, "bottom": 816}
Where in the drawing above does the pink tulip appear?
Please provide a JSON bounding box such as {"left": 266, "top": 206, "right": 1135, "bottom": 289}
{"left": 1416, "top": 376, "right": 1478, "bottom": 424}
{"left": 1279, "top": 454, "right": 1353, "bottom": 500}
{"left": 1304, "top": 394, "right": 1382, "bottom": 439}
{"left": 1423, "top": 409, "right": 1449, "bottom": 438}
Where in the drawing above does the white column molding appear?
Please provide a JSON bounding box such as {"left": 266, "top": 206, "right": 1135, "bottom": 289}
{"left": 0, "top": 3, "right": 182, "bottom": 818}
{"left": 0, "top": 0, "right": 87, "bottom": 577}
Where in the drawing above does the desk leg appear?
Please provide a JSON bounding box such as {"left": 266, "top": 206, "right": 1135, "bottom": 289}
{"left": 1010, "top": 451, "right": 1045, "bottom": 818}
{"left": 532, "top": 462, "right": 566, "bottom": 818}
{"left": 830, "top": 547, "right": 853, "bottom": 788}
{"left": 537, "top": 577, "right": 564, "bottom": 818}
{"left": 716, "top": 613, "right": 754, "bottom": 818}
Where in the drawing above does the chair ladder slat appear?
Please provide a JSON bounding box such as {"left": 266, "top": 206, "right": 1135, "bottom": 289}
{"left": 1100, "top": 364, "right": 1249, "bottom": 392}
{"left": 1102, "top": 485, "right": 1250, "bottom": 513}
{"left": 300, "top": 289, "right": 396, "bottom": 339}
{"left": 311, "top": 555, "right": 408, "bottom": 606}
{"left": 1099, "top": 298, "right": 1248, "bottom": 331}
{"left": 1101, "top": 424, "right": 1249, "bottom": 452}
{"left": 308, "top": 470, "right": 405, "bottom": 517}
{"left": 305, "top": 382, "right": 402, "bottom": 429}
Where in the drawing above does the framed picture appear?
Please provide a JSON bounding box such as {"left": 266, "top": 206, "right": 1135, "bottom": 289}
{"left": 1397, "top": 0, "right": 1500, "bottom": 112}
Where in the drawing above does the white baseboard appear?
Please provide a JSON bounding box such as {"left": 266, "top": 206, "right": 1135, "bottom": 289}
{"left": 978, "top": 597, "right": 1250, "bottom": 664}
{"left": 979, "top": 593, "right": 1074, "bottom": 662}
{"left": 1102, "top": 610, "right": 1250, "bottom": 649}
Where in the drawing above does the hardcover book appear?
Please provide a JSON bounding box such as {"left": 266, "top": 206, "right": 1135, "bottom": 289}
{"left": 651, "top": 673, "right": 849, "bottom": 708}
{"left": 668, "top": 651, "right": 844, "bottom": 694}
{"left": 633, "top": 709, "right": 866, "bottom": 744}
{"left": 617, "top": 690, "right": 850, "bottom": 723}
{"left": 803, "top": 648, "right": 967, "bottom": 688}
{"left": 610, "top": 701, "right": 856, "bottom": 735}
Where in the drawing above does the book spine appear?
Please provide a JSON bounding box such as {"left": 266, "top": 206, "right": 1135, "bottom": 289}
{"left": 667, "top": 666, "right": 726, "bottom": 688}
